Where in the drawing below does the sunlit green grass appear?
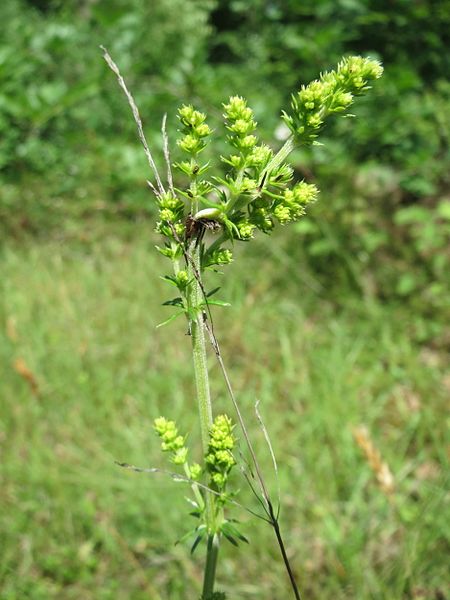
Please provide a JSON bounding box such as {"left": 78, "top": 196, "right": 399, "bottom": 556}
{"left": 0, "top": 223, "right": 448, "bottom": 599}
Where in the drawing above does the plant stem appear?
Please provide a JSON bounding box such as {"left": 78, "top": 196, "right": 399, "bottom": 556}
{"left": 262, "top": 135, "right": 295, "bottom": 179}
{"left": 202, "top": 533, "right": 221, "bottom": 600}
{"left": 186, "top": 241, "right": 221, "bottom": 597}
{"left": 270, "top": 509, "right": 302, "bottom": 600}
{"left": 188, "top": 241, "right": 213, "bottom": 455}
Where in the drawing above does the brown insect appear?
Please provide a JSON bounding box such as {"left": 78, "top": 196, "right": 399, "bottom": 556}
{"left": 185, "top": 214, "right": 221, "bottom": 245}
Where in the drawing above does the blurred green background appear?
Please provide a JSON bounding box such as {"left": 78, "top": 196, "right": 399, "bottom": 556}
{"left": 1, "top": 1, "right": 449, "bottom": 598}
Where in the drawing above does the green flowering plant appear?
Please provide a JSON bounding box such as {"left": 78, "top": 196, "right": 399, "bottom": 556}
{"left": 103, "top": 48, "right": 382, "bottom": 599}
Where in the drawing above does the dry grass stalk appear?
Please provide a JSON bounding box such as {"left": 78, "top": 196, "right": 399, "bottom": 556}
{"left": 13, "top": 357, "right": 39, "bottom": 396}
{"left": 352, "top": 425, "right": 395, "bottom": 495}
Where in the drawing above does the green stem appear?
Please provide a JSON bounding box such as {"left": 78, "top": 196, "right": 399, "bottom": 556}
{"left": 188, "top": 241, "right": 213, "bottom": 455}
{"left": 262, "top": 135, "right": 295, "bottom": 179}
{"left": 202, "top": 533, "right": 221, "bottom": 600}
{"left": 186, "top": 241, "right": 221, "bottom": 597}
{"left": 184, "top": 463, "right": 205, "bottom": 512}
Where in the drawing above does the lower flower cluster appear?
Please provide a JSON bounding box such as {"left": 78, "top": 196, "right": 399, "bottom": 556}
{"left": 153, "top": 414, "right": 237, "bottom": 492}
{"left": 205, "top": 415, "right": 236, "bottom": 490}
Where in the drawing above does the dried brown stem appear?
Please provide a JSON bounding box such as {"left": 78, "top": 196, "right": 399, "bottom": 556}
{"left": 101, "top": 46, "right": 165, "bottom": 196}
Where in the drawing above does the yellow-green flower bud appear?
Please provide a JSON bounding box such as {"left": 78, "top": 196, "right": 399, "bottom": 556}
{"left": 240, "top": 135, "right": 257, "bottom": 149}
{"left": 292, "top": 181, "right": 319, "bottom": 206}
{"left": 229, "top": 119, "right": 255, "bottom": 135}
{"left": 172, "top": 435, "right": 186, "bottom": 450}
{"left": 178, "top": 105, "right": 207, "bottom": 128}
{"left": 273, "top": 204, "right": 291, "bottom": 224}
{"left": 154, "top": 416, "right": 172, "bottom": 436}
{"left": 176, "top": 270, "right": 189, "bottom": 287}
{"left": 172, "top": 447, "right": 188, "bottom": 465}
{"left": 177, "top": 134, "right": 202, "bottom": 154}
{"left": 189, "top": 463, "right": 202, "bottom": 480}
{"left": 227, "top": 154, "right": 243, "bottom": 168}
{"left": 212, "top": 473, "right": 226, "bottom": 487}
{"left": 223, "top": 96, "right": 251, "bottom": 120}
{"left": 154, "top": 416, "right": 189, "bottom": 465}
{"left": 174, "top": 223, "right": 185, "bottom": 237}
{"left": 248, "top": 144, "right": 273, "bottom": 167}
{"left": 205, "top": 453, "right": 216, "bottom": 466}
{"left": 237, "top": 220, "right": 256, "bottom": 240}
{"left": 251, "top": 208, "right": 274, "bottom": 233}
{"left": 241, "top": 177, "right": 257, "bottom": 192}
{"left": 204, "top": 248, "right": 233, "bottom": 268}
{"left": 215, "top": 450, "right": 235, "bottom": 467}
{"left": 162, "top": 429, "right": 177, "bottom": 444}
{"left": 158, "top": 192, "right": 181, "bottom": 210}
{"left": 283, "top": 56, "right": 383, "bottom": 143}
{"left": 159, "top": 208, "right": 176, "bottom": 222}
{"left": 195, "top": 123, "right": 212, "bottom": 138}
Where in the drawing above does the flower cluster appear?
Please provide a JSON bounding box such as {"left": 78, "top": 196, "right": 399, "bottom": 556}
{"left": 153, "top": 56, "right": 382, "bottom": 301}
{"left": 219, "top": 96, "right": 313, "bottom": 241}
{"left": 155, "top": 191, "right": 185, "bottom": 239}
{"left": 177, "top": 105, "right": 212, "bottom": 159}
{"left": 205, "top": 415, "right": 236, "bottom": 490}
{"left": 203, "top": 248, "right": 233, "bottom": 269}
{"left": 153, "top": 417, "right": 188, "bottom": 465}
{"left": 273, "top": 181, "right": 319, "bottom": 224}
{"left": 153, "top": 417, "right": 202, "bottom": 478}
{"left": 223, "top": 96, "right": 258, "bottom": 154}
{"left": 282, "top": 56, "right": 383, "bottom": 144}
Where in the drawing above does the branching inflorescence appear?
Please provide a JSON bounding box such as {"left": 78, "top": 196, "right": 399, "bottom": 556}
{"left": 103, "top": 48, "right": 382, "bottom": 600}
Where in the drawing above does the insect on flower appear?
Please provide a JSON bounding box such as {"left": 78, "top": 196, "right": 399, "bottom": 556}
{"left": 185, "top": 213, "right": 222, "bottom": 246}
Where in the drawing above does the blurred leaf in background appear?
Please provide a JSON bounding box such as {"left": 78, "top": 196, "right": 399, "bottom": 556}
{"left": 2, "top": 0, "right": 449, "bottom": 318}
{"left": 0, "top": 0, "right": 214, "bottom": 229}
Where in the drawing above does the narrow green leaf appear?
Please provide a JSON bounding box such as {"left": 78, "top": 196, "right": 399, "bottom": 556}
{"left": 191, "top": 531, "right": 206, "bottom": 554}
{"left": 156, "top": 310, "right": 185, "bottom": 328}
{"left": 199, "top": 197, "right": 223, "bottom": 210}
{"left": 160, "top": 275, "right": 179, "bottom": 287}
{"left": 162, "top": 297, "right": 184, "bottom": 307}
{"left": 225, "top": 522, "right": 249, "bottom": 544}
{"left": 203, "top": 299, "right": 231, "bottom": 308}
{"left": 222, "top": 532, "right": 238, "bottom": 547}
{"left": 175, "top": 529, "right": 196, "bottom": 546}
{"left": 206, "top": 287, "right": 221, "bottom": 298}
{"left": 184, "top": 497, "right": 199, "bottom": 509}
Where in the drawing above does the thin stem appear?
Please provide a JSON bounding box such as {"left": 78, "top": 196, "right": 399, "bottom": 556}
{"left": 262, "top": 135, "right": 295, "bottom": 180}
{"left": 184, "top": 463, "right": 205, "bottom": 512}
{"left": 202, "top": 533, "right": 221, "bottom": 600}
{"left": 186, "top": 242, "right": 221, "bottom": 597}
{"left": 101, "top": 47, "right": 165, "bottom": 195}
{"left": 204, "top": 320, "right": 303, "bottom": 600}
{"left": 187, "top": 241, "right": 213, "bottom": 455}
{"left": 225, "top": 165, "right": 246, "bottom": 213}
{"left": 271, "top": 512, "right": 302, "bottom": 600}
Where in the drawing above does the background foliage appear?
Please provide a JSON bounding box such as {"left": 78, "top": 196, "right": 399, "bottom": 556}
{"left": 1, "top": 1, "right": 449, "bottom": 599}
{"left": 1, "top": 0, "right": 449, "bottom": 316}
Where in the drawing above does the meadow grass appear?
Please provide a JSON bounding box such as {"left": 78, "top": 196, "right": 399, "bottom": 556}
{"left": 0, "top": 222, "right": 448, "bottom": 599}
